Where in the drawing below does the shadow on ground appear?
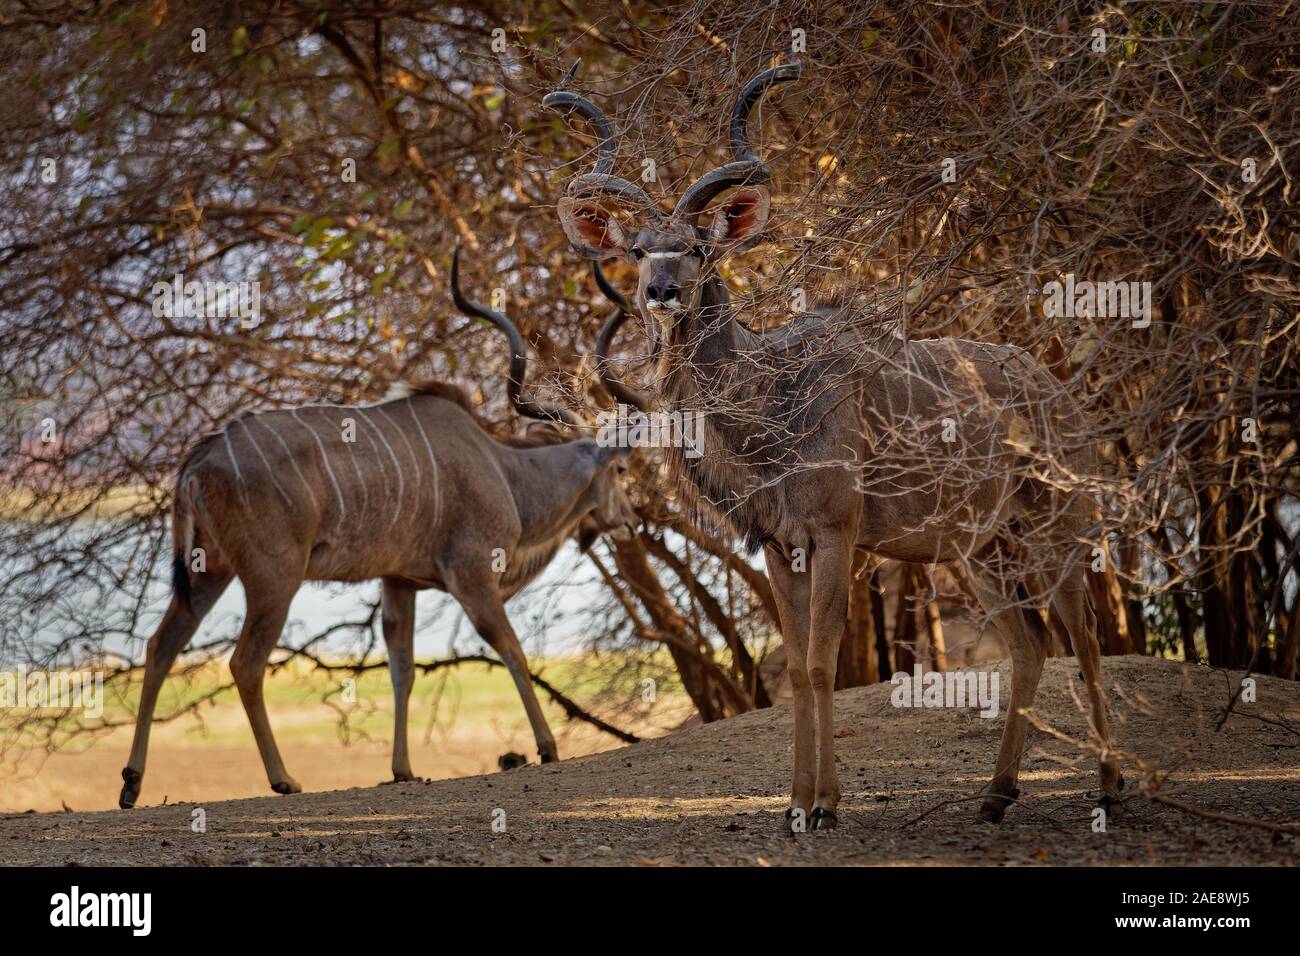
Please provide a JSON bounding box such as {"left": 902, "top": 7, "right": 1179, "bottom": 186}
{"left": 3, "top": 657, "right": 1297, "bottom": 866}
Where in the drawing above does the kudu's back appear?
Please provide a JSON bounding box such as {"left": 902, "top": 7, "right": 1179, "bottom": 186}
{"left": 699, "top": 307, "right": 1094, "bottom": 565}
{"left": 174, "top": 389, "right": 519, "bottom": 586}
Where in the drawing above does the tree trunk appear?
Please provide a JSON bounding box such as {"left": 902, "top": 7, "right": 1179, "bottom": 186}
{"left": 893, "top": 566, "right": 920, "bottom": 673}
{"left": 871, "top": 570, "right": 892, "bottom": 676}
{"left": 641, "top": 534, "right": 771, "bottom": 707}
{"left": 607, "top": 536, "right": 750, "bottom": 721}
{"left": 1087, "top": 561, "right": 1134, "bottom": 655}
{"left": 1172, "top": 589, "right": 1199, "bottom": 663}
{"left": 924, "top": 585, "right": 947, "bottom": 672}
{"left": 837, "top": 566, "right": 879, "bottom": 688}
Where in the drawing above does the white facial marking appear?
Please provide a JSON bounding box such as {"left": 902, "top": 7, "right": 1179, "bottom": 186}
{"left": 646, "top": 298, "right": 683, "bottom": 313}
{"left": 648, "top": 251, "right": 685, "bottom": 259}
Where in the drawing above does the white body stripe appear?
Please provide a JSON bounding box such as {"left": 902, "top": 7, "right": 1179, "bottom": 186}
{"left": 222, "top": 429, "right": 250, "bottom": 507}
{"left": 332, "top": 409, "right": 368, "bottom": 527}
{"left": 358, "top": 410, "right": 404, "bottom": 528}
{"left": 405, "top": 399, "right": 441, "bottom": 524}
{"left": 291, "top": 409, "right": 346, "bottom": 520}
{"left": 251, "top": 417, "right": 320, "bottom": 511}
{"left": 377, "top": 404, "right": 422, "bottom": 499}
{"left": 235, "top": 420, "right": 293, "bottom": 507}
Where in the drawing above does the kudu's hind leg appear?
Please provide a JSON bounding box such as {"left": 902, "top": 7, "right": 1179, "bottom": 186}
{"left": 381, "top": 580, "right": 419, "bottom": 782}
{"left": 765, "top": 545, "right": 816, "bottom": 829}
{"left": 120, "top": 564, "right": 232, "bottom": 809}
{"left": 450, "top": 575, "right": 558, "bottom": 764}
{"left": 229, "top": 575, "right": 301, "bottom": 794}
{"left": 968, "top": 569, "right": 1048, "bottom": 823}
{"left": 1049, "top": 583, "right": 1124, "bottom": 813}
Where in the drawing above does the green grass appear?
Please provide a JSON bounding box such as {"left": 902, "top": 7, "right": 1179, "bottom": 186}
{"left": 85, "top": 654, "right": 684, "bottom": 748}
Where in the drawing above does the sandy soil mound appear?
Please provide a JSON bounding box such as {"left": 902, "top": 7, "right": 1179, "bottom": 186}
{"left": 3, "top": 656, "right": 1297, "bottom": 866}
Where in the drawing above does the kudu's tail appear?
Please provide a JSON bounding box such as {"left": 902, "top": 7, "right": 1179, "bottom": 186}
{"left": 170, "top": 475, "right": 195, "bottom": 613}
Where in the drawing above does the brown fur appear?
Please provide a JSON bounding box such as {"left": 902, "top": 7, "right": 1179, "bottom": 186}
{"left": 405, "top": 379, "right": 573, "bottom": 448}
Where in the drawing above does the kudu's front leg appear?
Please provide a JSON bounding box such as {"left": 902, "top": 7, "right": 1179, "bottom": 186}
{"left": 450, "top": 574, "right": 559, "bottom": 765}
{"left": 381, "top": 580, "right": 419, "bottom": 783}
{"left": 805, "top": 530, "right": 855, "bottom": 830}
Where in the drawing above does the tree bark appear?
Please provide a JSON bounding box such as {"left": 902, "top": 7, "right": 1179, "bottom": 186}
{"left": 837, "top": 565, "right": 879, "bottom": 687}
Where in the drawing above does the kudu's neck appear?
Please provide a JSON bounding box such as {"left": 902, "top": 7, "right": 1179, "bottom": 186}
{"left": 660, "top": 272, "right": 757, "bottom": 407}
{"left": 490, "top": 438, "right": 601, "bottom": 545}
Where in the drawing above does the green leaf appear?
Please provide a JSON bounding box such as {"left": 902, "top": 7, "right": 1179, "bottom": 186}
{"left": 232, "top": 26, "right": 249, "bottom": 57}
{"left": 304, "top": 216, "right": 334, "bottom": 247}
{"left": 392, "top": 198, "right": 414, "bottom": 220}
{"left": 372, "top": 266, "right": 396, "bottom": 296}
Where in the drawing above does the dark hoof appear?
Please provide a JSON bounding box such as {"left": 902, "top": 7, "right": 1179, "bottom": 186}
{"left": 271, "top": 780, "right": 302, "bottom": 795}
{"left": 1098, "top": 791, "right": 1126, "bottom": 820}
{"left": 810, "top": 807, "right": 839, "bottom": 831}
{"left": 119, "top": 768, "right": 142, "bottom": 810}
{"left": 978, "top": 787, "right": 1020, "bottom": 824}
{"left": 539, "top": 751, "right": 559, "bottom": 765}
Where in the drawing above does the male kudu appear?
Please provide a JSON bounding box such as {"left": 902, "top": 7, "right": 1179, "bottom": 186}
{"left": 546, "top": 62, "right": 1122, "bottom": 828}
{"left": 119, "top": 249, "right": 637, "bottom": 808}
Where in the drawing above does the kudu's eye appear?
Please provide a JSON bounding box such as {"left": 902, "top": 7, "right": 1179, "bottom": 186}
{"left": 631, "top": 247, "right": 645, "bottom": 261}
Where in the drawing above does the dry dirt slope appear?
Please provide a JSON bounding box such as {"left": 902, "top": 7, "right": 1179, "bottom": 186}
{"left": 3, "top": 656, "right": 1298, "bottom": 866}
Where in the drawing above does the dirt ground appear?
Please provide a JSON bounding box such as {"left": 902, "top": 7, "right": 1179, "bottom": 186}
{"left": 1, "top": 688, "right": 681, "bottom": 815}
{"left": 3, "top": 656, "right": 1298, "bottom": 866}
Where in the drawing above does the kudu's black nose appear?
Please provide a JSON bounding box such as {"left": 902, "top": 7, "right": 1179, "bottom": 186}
{"left": 647, "top": 281, "right": 679, "bottom": 303}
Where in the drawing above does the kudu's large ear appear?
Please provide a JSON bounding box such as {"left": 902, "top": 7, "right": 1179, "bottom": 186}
{"left": 706, "top": 187, "right": 770, "bottom": 256}
{"left": 557, "top": 197, "right": 630, "bottom": 260}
